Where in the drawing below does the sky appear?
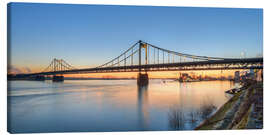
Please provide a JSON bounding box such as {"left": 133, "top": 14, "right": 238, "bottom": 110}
{"left": 8, "top": 3, "right": 263, "bottom": 76}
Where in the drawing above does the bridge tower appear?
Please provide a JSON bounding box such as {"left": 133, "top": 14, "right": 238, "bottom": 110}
{"left": 137, "top": 40, "right": 149, "bottom": 85}
{"left": 52, "top": 58, "right": 64, "bottom": 82}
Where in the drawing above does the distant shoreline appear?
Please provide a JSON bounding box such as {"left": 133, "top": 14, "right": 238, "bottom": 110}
{"left": 64, "top": 78, "right": 179, "bottom": 80}
{"left": 7, "top": 78, "right": 178, "bottom": 81}
{"left": 7, "top": 78, "right": 234, "bottom": 81}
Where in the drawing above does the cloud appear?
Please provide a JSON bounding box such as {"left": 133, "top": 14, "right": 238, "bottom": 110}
{"left": 8, "top": 65, "right": 32, "bottom": 74}
{"left": 8, "top": 65, "right": 22, "bottom": 74}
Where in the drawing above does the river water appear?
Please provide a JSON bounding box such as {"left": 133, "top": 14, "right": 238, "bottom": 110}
{"left": 7, "top": 80, "right": 236, "bottom": 133}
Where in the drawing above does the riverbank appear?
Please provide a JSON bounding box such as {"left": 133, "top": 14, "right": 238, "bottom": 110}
{"left": 195, "top": 80, "right": 263, "bottom": 130}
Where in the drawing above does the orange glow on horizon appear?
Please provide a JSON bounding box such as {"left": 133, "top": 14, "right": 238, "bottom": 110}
{"left": 8, "top": 65, "right": 242, "bottom": 78}
{"left": 63, "top": 70, "right": 238, "bottom": 79}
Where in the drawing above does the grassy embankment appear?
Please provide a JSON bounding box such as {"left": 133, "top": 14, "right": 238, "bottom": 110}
{"left": 195, "top": 80, "right": 263, "bottom": 130}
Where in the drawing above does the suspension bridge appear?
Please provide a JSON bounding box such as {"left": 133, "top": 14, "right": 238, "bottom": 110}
{"left": 17, "top": 40, "right": 263, "bottom": 84}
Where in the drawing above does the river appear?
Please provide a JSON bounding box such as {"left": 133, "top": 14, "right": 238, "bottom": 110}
{"left": 7, "top": 80, "right": 236, "bottom": 133}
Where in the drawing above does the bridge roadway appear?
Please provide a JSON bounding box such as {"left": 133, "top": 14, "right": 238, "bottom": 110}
{"left": 27, "top": 57, "right": 263, "bottom": 76}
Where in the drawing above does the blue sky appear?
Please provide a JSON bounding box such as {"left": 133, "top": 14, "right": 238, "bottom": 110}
{"left": 8, "top": 3, "right": 263, "bottom": 72}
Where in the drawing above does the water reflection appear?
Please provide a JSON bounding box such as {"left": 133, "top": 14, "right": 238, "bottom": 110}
{"left": 199, "top": 97, "right": 217, "bottom": 119}
{"left": 137, "top": 84, "right": 149, "bottom": 130}
{"left": 189, "top": 108, "right": 200, "bottom": 123}
{"left": 168, "top": 102, "right": 217, "bottom": 130}
{"left": 168, "top": 107, "right": 185, "bottom": 130}
{"left": 168, "top": 83, "right": 218, "bottom": 130}
{"left": 8, "top": 80, "right": 233, "bottom": 132}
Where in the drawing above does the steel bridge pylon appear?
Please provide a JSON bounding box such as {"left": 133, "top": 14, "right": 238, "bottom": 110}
{"left": 41, "top": 58, "right": 76, "bottom": 82}
{"left": 138, "top": 40, "right": 149, "bottom": 85}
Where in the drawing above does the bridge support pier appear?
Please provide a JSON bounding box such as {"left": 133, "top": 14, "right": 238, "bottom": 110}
{"left": 52, "top": 75, "right": 64, "bottom": 82}
{"left": 137, "top": 73, "right": 149, "bottom": 86}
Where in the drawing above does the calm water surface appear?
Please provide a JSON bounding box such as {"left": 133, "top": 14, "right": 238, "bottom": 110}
{"left": 8, "top": 80, "right": 236, "bottom": 133}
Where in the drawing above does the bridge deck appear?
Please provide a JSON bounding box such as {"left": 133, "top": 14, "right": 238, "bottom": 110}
{"left": 26, "top": 58, "right": 263, "bottom": 76}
